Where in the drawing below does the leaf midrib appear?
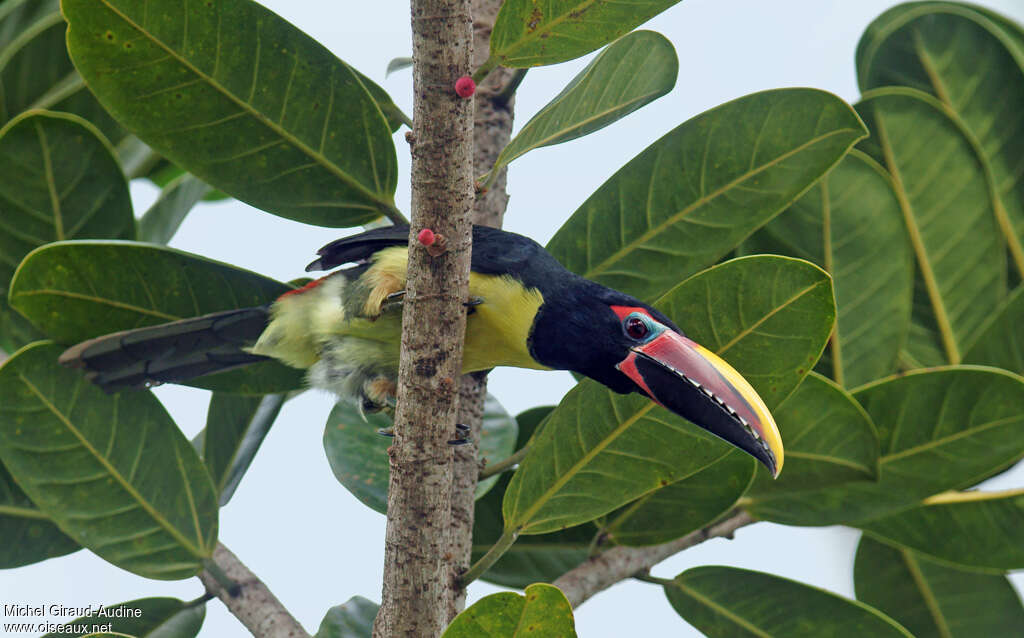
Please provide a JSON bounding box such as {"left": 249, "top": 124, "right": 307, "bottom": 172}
{"left": 669, "top": 580, "right": 773, "bottom": 638}
{"left": 901, "top": 548, "right": 953, "bottom": 638}
{"left": 89, "top": 0, "right": 391, "bottom": 209}
{"left": 12, "top": 288, "right": 179, "bottom": 320}
{"left": 880, "top": 414, "right": 1021, "bottom": 463}
{"left": 585, "top": 127, "right": 860, "bottom": 279}
{"left": 494, "top": 0, "right": 603, "bottom": 62}
{"left": 16, "top": 372, "right": 206, "bottom": 558}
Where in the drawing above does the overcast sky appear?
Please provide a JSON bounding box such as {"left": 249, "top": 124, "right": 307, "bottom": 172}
{"left": 3, "top": 1, "right": 1023, "bottom": 637}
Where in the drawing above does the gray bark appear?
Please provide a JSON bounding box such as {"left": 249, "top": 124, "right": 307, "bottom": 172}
{"left": 373, "top": 0, "right": 475, "bottom": 635}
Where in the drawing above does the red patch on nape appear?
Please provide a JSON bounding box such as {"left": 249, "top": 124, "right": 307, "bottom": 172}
{"left": 610, "top": 305, "right": 652, "bottom": 321}
{"left": 278, "top": 277, "right": 327, "bottom": 300}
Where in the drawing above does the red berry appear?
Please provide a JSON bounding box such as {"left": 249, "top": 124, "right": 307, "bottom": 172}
{"left": 417, "top": 228, "right": 436, "bottom": 246}
{"left": 454, "top": 76, "right": 476, "bottom": 98}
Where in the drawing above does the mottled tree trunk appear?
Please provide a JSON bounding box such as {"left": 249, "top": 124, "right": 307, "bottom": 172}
{"left": 446, "top": 0, "right": 517, "bottom": 619}
{"left": 372, "top": 0, "right": 475, "bottom": 635}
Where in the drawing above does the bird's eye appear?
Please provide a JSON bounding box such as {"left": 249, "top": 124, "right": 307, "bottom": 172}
{"left": 624, "top": 315, "right": 649, "bottom": 340}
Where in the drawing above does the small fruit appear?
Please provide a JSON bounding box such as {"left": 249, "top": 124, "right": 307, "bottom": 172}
{"left": 454, "top": 76, "right": 476, "bottom": 98}
{"left": 417, "top": 228, "right": 436, "bottom": 246}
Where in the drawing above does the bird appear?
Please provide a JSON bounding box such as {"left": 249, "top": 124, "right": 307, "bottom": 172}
{"left": 58, "top": 225, "right": 784, "bottom": 476}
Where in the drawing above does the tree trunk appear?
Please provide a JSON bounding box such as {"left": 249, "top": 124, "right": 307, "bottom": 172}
{"left": 372, "top": 0, "right": 475, "bottom": 635}
{"left": 446, "top": 0, "right": 517, "bottom": 618}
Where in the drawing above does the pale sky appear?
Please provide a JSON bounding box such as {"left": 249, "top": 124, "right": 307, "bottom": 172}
{"left": 2, "top": 1, "right": 1023, "bottom": 637}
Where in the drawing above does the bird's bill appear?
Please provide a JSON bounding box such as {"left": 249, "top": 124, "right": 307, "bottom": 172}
{"left": 616, "top": 330, "right": 784, "bottom": 477}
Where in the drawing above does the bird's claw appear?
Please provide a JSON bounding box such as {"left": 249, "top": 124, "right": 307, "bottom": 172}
{"left": 376, "top": 423, "right": 471, "bottom": 445}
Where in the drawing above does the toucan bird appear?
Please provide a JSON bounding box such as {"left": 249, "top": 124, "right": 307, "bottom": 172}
{"left": 59, "top": 225, "right": 784, "bottom": 476}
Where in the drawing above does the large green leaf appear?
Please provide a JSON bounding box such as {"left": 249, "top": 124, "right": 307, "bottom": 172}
{"left": 744, "top": 372, "right": 879, "bottom": 507}
{"left": 313, "top": 596, "right": 377, "bottom": 638}
{"left": 137, "top": 174, "right": 212, "bottom": 245}
{"left": 472, "top": 472, "right": 595, "bottom": 588}
{"left": 547, "top": 88, "right": 867, "bottom": 302}
{"left": 503, "top": 256, "right": 834, "bottom": 535}
{"left": 664, "top": 566, "right": 913, "bottom": 637}
{"left": 603, "top": 450, "right": 753, "bottom": 546}
{"left": 9, "top": 240, "right": 304, "bottom": 394}
{"left": 0, "top": 110, "right": 133, "bottom": 353}
{"left": 325, "top": 393, "right": 518, "bottom": 513}
{"left": 486, "top": 30, "right": 676, "bottom": 180}
{"left": 0, "top": 459, "right": 79, "bottom": 567}
{"left": 0, "top": 7, "right": 126, "bottom": 143}
{"left": 200, "top": 392, "right": 285, "bottom": 506}
{"left": 489, "top": 0, "right": 680, "bottom": 68}
{"left": 746, "top": 367, "right": 1024, "bottom": 526}
{"left": 0, "top": 342, "right": 218, "bottom": 579}
{"left": 63, "top": 0, "right": 399, "bottom": 227}
{"left": 857, "top": 3, "right": 1024, "bottom": 274}
{"left": 855, "top": 87, "right": 1006, "bottom": 365}
{"left": 40, "top": 597, "right": 205, "bottom": 638}
{"left": 746, "top": 150, "right": 912, "bottom": 387}
{"left": 854, "top": 535, "right": 1024, "bottom": 638}
{"left": 441, "top": 583, "right": 576, "bottom": 638}
{"left": 859, "top": 489, "right": 1024, "bottom": 572}
{"left": 963, "top": 284, "right": 1024, "bottom": 374}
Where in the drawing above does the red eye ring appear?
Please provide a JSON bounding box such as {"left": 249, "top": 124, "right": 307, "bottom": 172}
{"left": 625, "top": 316, "right": 649, "bottom": 340}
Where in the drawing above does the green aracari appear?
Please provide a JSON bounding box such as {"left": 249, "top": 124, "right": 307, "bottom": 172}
{"left": 59, "top": 225, "right": 784, "bottom": 476}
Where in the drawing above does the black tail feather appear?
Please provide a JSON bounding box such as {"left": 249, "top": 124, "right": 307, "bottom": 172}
{"left": 59, "top": 307, "right": 271, "bottom": 392}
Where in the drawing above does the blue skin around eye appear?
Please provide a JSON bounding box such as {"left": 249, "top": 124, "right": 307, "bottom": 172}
{"left": 624, "top": 312, "right": 666, "bottom": 344}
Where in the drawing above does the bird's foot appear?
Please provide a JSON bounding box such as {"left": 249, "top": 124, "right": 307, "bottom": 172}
{"left": 380, "top": 290, "right": 406, "bottom": 313}
{"left": 376, "top": 423, "right": 471, "bottom": 446}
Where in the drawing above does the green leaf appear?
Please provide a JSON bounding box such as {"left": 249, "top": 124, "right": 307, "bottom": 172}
{"left": 857, "top": 3, "right": 1024, "bottom": 275}
{"left": 854, "top": 535, "right": 1024, "bottom": 638}
{"left": 746, "top": 367, "right": 1024, "bottom": 526}
{"left": 40, "top": 597, "right": 205, "bottom": 638}
{"left": 547, "top": 88, "right": 867, "bottom": 302}
{"left": 0, "top": 342, "right": 218, "bottom": 579}
{"left": 0, "top": 298, "right": 46, "bottom": 352}
{"left": 745, "top": 373, "right": 879, "bottom": 507}
{"left": 472, "top": 472, "right": 594, "bottom": 588}
{"left": 503, "top": 256, "right": 834, "bottom": 535}
{"left": 0, "top": 109, "right": 133, "bottom": 295}
{"left": 63, "top": 0, "right": 399, "bottom": 227}
{"left": 0, "top": 8, "right": 127, "bottom": 144}
{"left": 747, "top": 150, "right": 913, "bottom": 387}
{"left": 442, "top": 583, "right": 576, "bottom": 638}
{"left": 137, "top": 174, "right": 212, "bottom": 245}
{"left": 487, "top": 30, "right": 676, "bottom": 179}
{"left": 603, "top": 449, "right": 753, "bottom": 546}
{"left": 385, "top": 57, "right": 412, "bottom": 77}
{"left": 353, "top": 68, "right": 407, "bottom": 133}
{"left": 490, "top": 0, "right": 680, "bottom": 68}
{"left": 0, "top": 110, "right": 133, "bottom": 353}
{"left": 855, "top": 87, "right": 1006, "bottom": 365}
{"left": 477, "top": 394, "right": 520, "bottom": 499}
{"left": 664, "top": 566, "right": 913, "bottom": 638}
{"left": 963, "top": 284, "right": 1024, "bottom": 374}
{"left": 9, "top": 240, "right": 304, "bottom": 394}
{"left": 515, "top": 406, "right": 554, "bottom": 449}
{"left": 313, "top": 596, "right": 378, "bottom": 638}
{"left": 0, "top": 459, "right": 79, "bottom": 567}
{"left": 325, "top": 394, "right": 518, "bottom": 514}
{"left": 859, "top": 489, "right": 1024, "bottom": 572}
{"left": 201, "top": 392, "right": 285, "bottom": 506}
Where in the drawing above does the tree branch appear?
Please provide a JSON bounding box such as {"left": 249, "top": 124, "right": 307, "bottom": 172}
{"left": 373, "top": 0, "right": 475, "bottom": 634}
{"left": 446, "top": 0, "right": 520, "bottom": 619}
{"left": 198, "top": 542, "right": 309, "bottom": 638}
{"left": 551, "top": 510, "right": 755, "bottom": 607}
